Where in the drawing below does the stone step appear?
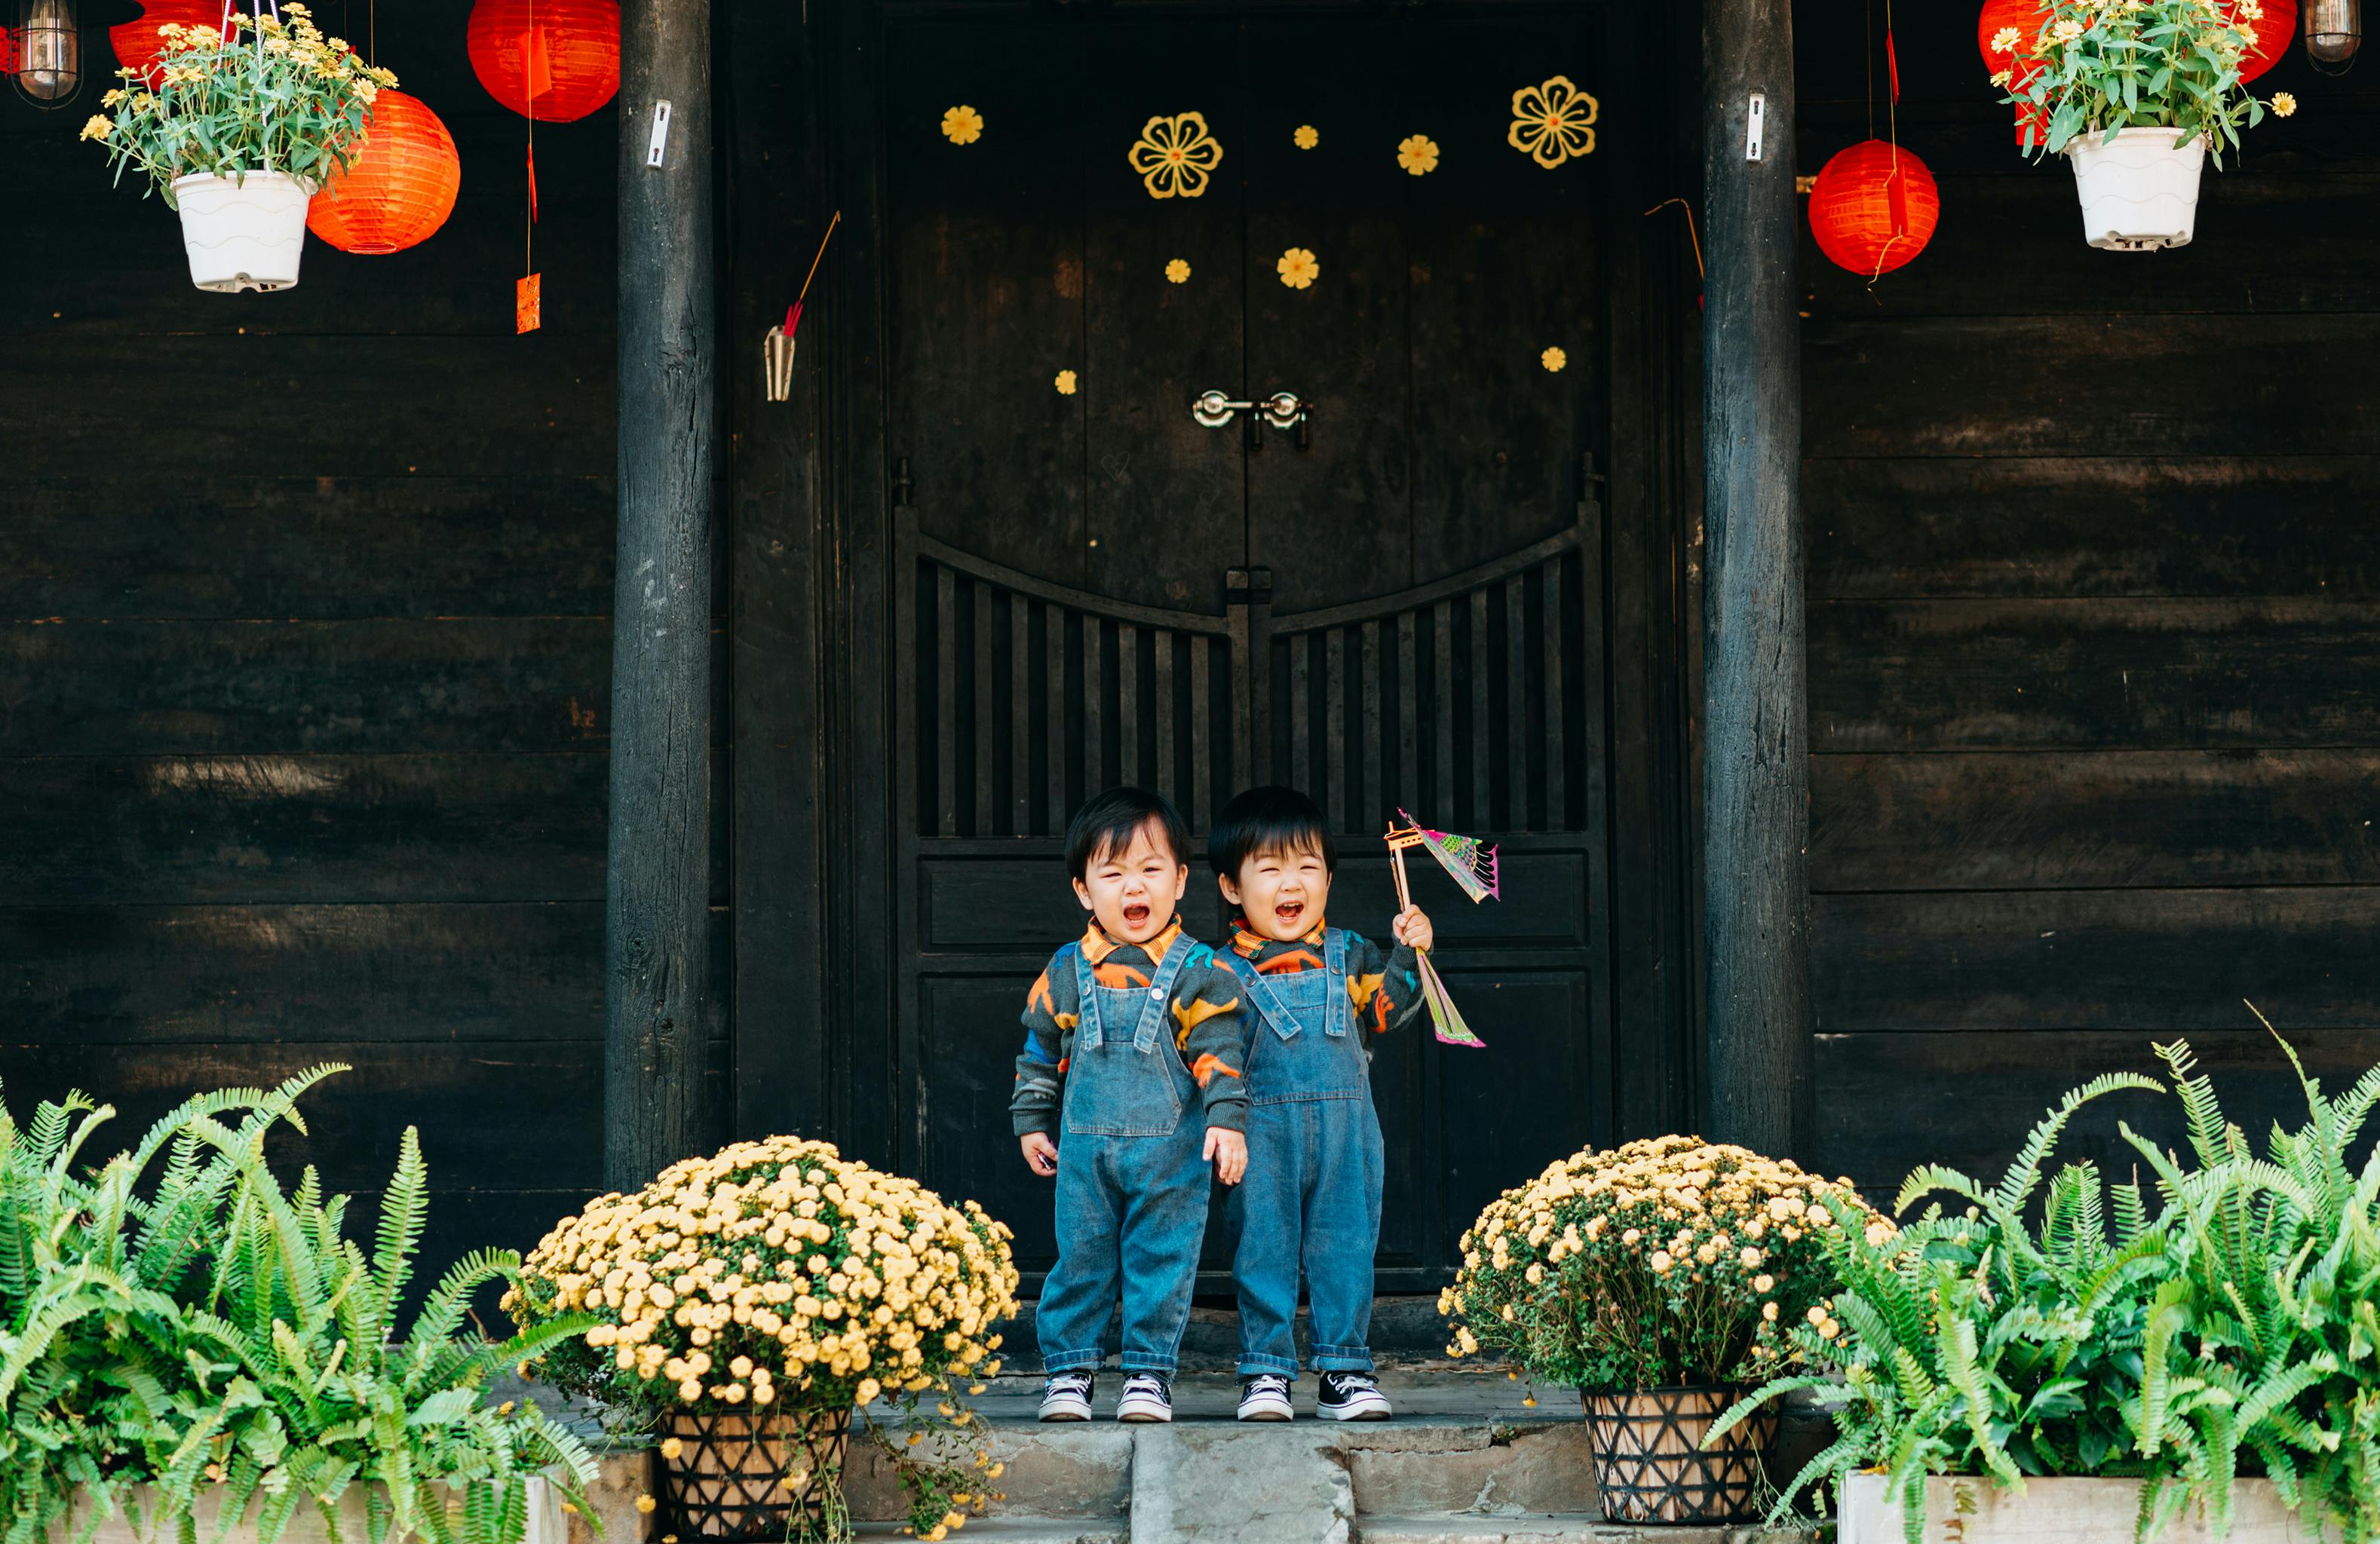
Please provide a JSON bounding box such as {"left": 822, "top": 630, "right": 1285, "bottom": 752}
{"left": 1358, "top": 1521, "right": 1814, "bottom": 1544}
{"left": 850, "top": 1522, "right": 1123, "bottom": 1544}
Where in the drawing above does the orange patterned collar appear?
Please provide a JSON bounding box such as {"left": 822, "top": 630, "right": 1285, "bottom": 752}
{"left": 1081, "top": 916, "right": 1182, "bottom": 966}
{"left": 1228, "top": 915, "right": 1328, "bottom": 957}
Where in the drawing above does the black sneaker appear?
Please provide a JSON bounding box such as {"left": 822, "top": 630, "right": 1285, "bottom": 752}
{"left": 1238, "top": 1373, "right": 1294, "bottom": 1422}
{"left": 1316, "top": 1370, "right": 1391, "bottom": 1421}
{"left": 1115, "top": 1371, "right": 1174, "bottom": 1422}
{"left": 1038, "top": 1371, "right": 1093, "bottom": 1422}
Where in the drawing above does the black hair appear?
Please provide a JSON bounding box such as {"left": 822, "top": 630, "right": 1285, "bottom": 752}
{"left": 1208, "top": 785, "right": 1336, "bottom": 879}
{"left": 1066, "top": 786, "right": 1191, "bottom": 881}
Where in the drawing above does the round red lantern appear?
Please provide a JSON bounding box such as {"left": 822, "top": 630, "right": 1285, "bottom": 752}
{"left": 108, "top": 0, "right": 225, "bottom": 82}
{"left": 1808, "top": 139, "right": 1940, "bottom": 277}
{"left": 466, "top": 0, "right": 618, "bottom": 122}
{"left": 1977, "top": 0, "right": 2055, "bottom": 144}
{"left": 306, "top": 90, "right": 462, "bottom": 255}
{"left": 2231, "top": 0, "right": 2296, "bottom": 81}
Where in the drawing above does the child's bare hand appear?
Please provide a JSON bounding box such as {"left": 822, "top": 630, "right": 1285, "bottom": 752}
{"left": 1393, "top": 904, "right": 1435, "bottom": 953}
{"left": 1020, "top": 1132, "right": 1059, "bottom": 1176}
{"left": 1204, "top": 1126, "right": 1248, "bottom": 1186}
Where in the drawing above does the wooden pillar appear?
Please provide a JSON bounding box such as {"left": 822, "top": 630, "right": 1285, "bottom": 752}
{"left": 1701, "top": 0, "right": 1813, "bottom": 1160}
{"left": 606, "top": 0, "right": 714, "bottom": 1192}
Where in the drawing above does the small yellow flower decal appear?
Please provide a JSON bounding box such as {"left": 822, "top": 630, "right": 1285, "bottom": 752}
{"left": 1509, "top": 75, "right": 1599, "bottom": 168}
{"left": 1054, "top": 369, "right": 1078, "bottom": 395}
{"left": 1128, "top": 110, "right": 1224, "bottom": 199}
{"left": 2271, "top": 90, "right": 2298, "bottom": 117}
{"left": 941, "top": 105, "right": 983, "bottom": 145}
{"left": 1164, "top": 258, "right": 1192, "bottom": 283}
{"left": 1277, "top": 247, "right": 1320, "bottom": 290}
{"left": 1541, "top": 346, "right": 1567, "bottom": 372}
{"left": 1293, "top": 123, "right": 1320, "bottom": 150}
{"left": 1397, "top": 133, "right": 1440, "bottom": 176}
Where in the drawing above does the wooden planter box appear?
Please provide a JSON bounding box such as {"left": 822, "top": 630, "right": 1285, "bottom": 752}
{"left": 1843, "top": 1472, "right": 2315, "bottom": 1544}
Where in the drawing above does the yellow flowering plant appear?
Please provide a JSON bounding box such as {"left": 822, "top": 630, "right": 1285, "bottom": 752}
{"left": 504, "top": 1136, "right": 1021, "bottom": 1542}
{"left": 1438, "top": 1136, "right": 1881, "bottom": 1391}
{"left": 80, "top": 4, "right": 394, "bottom": 207}
{"left": 2001, "top": 0, "right": 2293, "bottom": 166}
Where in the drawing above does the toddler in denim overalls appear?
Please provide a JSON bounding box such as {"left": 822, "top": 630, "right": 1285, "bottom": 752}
{"left": 1209, "top": 786, "right": 1431, "bottom": 1423}
{"left": 1011, "top": 788, "right": 1248, "bottom": 1423}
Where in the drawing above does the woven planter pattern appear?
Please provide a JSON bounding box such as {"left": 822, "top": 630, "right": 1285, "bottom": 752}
{"left": 1580, "top": 1384, "right": 1776, "bottom": 1524}
{"left": 658, "top": 1407, "right": 851, "bottom": 1541}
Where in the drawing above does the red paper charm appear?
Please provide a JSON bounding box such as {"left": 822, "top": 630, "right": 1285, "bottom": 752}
{"left": 307, "top": 90, "right": 462, "bottom": 255}
{"left": 1809, "top": 138, "right": 1940, "bottom": 278}
{"left": 517, "top": 272, "right": 542, "bottom": 334}
{"left": 467, "top": 0, "right": 618, "bottom": 122}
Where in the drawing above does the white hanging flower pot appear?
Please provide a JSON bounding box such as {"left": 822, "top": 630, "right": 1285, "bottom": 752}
{"left": 2066, "top": 127, "right": 2206, "bottom": 252}
{"left": 170, "top": 170, "right": 317, "bottom": 293}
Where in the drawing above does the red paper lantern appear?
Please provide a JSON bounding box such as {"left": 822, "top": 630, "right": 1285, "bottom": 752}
{"left": 108, "top": 0, "right": 225, "bottom": 82}
{"left": 1977, "top": 0, "right": 2055, "bottom": 144}
{"left": 2231, "top": 0, "right": 2296, "bottom": 81}
{"left": 466, "top": 0, "right": 618, "bottom": 122}
{"left": 306, "top": 90, "right": 462, "bottom": 255}
{"left": 1809, "top": 139, "right": 1940, "bottom": 277}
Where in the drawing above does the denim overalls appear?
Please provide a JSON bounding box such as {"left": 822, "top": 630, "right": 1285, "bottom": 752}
{"left": 1223, "top": 928, "right": 1384, "bottom": 1377}
{"left": 1035, "top": 932, "right": 1214, "bottom": 1376}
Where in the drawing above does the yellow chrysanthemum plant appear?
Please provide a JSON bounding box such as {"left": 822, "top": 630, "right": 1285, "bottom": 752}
{"left": 1437, "top": 1136, "right": 1884, "bottom": 1395}
{"left": 2001, "top": 0, "right": 2296, "bottom": 166}
{"left": 80, "top": 4, "right": 394, "bottom": 207}
{"left": 505, "top": 1136, "right": 1022, "bottom": 1544}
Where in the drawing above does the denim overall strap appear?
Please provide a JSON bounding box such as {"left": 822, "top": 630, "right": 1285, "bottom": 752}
{"left": 1224, "top": 948, "right": 1305, "bottom": 1042}
{"left": 1066, "top": 942, "right": 1106, "bottom": 1049}
{"left": 1323, "top": 927, "right": 1354, "bottom": 1038}
{"left": 1127, "top": 931, "right": 1197, "bottom": 1052}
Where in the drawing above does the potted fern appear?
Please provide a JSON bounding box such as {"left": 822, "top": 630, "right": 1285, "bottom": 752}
{"left": 1994, "top": 0, "right": 2298, "bottom": 249}
{"left": 1437, "top": 1138, "right": 1882, "bottom": 1523}
{"left": 78, "top": 2, "right": 391, "bottom": 291}
{"left": 1715, "top": 1025, "right": 2380, "bottom": 1544}
{"left": 0, "top": 1067, "right": 599, "bottom": 1544}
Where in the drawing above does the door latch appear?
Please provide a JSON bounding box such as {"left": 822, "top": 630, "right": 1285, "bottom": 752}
{"left": 1189, "top": 388, "right": 1314, "bottom": 450}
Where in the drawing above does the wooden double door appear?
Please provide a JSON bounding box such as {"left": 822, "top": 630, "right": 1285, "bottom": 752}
{"left": 876, "top": 7, "right": 1617, "bottom": 1288}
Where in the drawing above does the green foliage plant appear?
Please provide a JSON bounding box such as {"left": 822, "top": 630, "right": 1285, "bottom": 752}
{"left": 1989, "top": 0, "right": 2296, "bottom": 167}
{"left": 0, "top": 1068, "right": 597, "bottom": 1544}
{"left": 78, "top": 3, "right": 395, "bottom": 207}
{"left": 1714, "top": 1022, "right": 2380, "bottom": 1544}
{"left": 1435, "top": 1136, "right": 1882, "bottom": 1391}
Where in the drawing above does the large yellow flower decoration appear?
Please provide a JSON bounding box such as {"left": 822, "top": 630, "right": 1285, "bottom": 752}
{"left": 941, "top": 105, "right": 983, "bottom": 145}
{"left": 1397, "top": 133, "right": 1440, "bottom": 176}
{"left": 1128, "top": 110, "right": 1225, "bottom": 199}
{"left": 1277, "top": 247, "right": 1320, "bottom": 290}
{"left": 1508, "top": 75, "right": 1598, "bottom": 168}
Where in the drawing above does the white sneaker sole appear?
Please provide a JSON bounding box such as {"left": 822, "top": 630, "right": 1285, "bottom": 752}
{"left": 1317, "top": 1393, "right": 1393, "bottom": 1421}
{"left": 1038, "top": 1395, "right": 1093, "bottom": 1422}
{"left": 1115, "top": 1395, "right": 1174, "bottom": 1423}
{"left": 1237, "top": 1395, "right": 1294, "bottom": 1423}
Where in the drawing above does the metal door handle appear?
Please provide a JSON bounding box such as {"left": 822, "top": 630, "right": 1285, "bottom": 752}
{"left": 1192, "top": 388, "right": 1314, "bottom": 449}
{"left": 1192, "top": 389, "right": 1254, "bottom": 428}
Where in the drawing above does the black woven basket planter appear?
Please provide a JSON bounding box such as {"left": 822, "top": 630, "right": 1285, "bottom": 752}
{"left": 658, "top": 1406, "right": 853, "bottom": 1542}
{"left": 1579, "top": 1384, "right": 1777, "bottom": 1524}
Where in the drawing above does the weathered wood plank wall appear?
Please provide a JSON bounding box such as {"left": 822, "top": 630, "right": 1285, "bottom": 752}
{"left": 0, "top": 0, "right": 728, "bottom": 1280}
{"left": 1796, "top": 5, "right": 2380, "bottom": 1200}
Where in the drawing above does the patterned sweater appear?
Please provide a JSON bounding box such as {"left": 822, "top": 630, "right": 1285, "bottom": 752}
{"left": 1010, "top": 918, "right": 1248, "bottom": 1138}
{"left": 1225, "top": 918, "right": 1425, "bottom": 1037}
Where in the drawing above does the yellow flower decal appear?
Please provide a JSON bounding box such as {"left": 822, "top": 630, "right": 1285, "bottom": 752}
{"left": 1541, "top": 346, "right": 1567, "bottom": 372}
{"left": 1128, "top": 110, "right": 1224, "bottom": 199}
{"left": 1397, "top": 133, "right": 1440, "bottom": 176}
{"left": 1509, "top": 75, "right": 1598, "bottom": 168}
{"left": 941, "top": 105, "right": 983, "bottom": 145}
{"left": 1054, "top": 369, "right": 1078, "bottom": 395}
{"left": 2271, "top": 90, "right": 2298, "bottom": 117}
{"left": 1293, "top": 123, "right": 1320, "bottom": 150}
{"left": 1164, "top": 258, "right": 1191, "bottom": 283}
{"left": 1277, "top": 247, "right": 1320, "bottom": 290}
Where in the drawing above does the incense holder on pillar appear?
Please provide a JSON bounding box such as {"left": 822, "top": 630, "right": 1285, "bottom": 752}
{"left": 762, "top": 326, "right": 796, "bottom": 403}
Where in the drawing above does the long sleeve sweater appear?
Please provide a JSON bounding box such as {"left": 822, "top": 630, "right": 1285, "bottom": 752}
{"left": 1010, "top": 918, "right": 1248, "bottom": 1138}
{"left": 1225, "top": 918, "right": 1425, "bottom": 1037}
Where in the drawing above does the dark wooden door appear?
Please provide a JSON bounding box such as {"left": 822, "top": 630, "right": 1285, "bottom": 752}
{"left": 882, "top": 8, "right": 1614, "bottom": 1290}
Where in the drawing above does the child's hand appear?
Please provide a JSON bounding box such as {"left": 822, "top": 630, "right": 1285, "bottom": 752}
{"left": 1020, "top": 1132, "right": 1059, "bottom": 1176}
{"left": 1204, "top": 1126, "right": 1248, "bottom": 1186}
{"left": 1393, "top": 904, "right": 1435, "bottom": 953}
